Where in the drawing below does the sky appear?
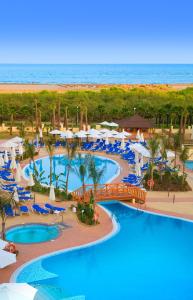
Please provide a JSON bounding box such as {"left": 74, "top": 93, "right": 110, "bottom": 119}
{"left": 0, "top": 0, "right": 193, "bottom": 64}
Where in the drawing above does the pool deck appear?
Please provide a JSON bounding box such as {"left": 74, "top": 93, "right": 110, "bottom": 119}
{"left": 2, "top": 147, "right": 193, "bottom": 283}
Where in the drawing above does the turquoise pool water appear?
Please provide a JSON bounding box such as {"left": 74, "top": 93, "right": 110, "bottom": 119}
{"left": 24, "top": 154, "right": 119, "bottom": 191}
{"left": 6, "top": 224, "right": 59, "bottom": 243}
{"left": 14, "top": 202, "right": 193, "bottom": 299}
{"left": 185, "top": 160, "right": 193, "bottom": 170}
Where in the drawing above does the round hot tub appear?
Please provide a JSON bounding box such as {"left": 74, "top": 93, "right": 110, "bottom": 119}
{"left": 6, "top": 224, "right": 60, "bottom": 244}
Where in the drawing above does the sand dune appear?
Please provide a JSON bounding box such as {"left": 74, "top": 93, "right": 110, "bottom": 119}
{"left": 0, "top": 83, "right": 192, "bottom": 93}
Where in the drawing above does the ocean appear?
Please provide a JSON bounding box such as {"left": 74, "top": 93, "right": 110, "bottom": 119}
{"left": 0, "top": 64, "right": 193, "bottom": 84}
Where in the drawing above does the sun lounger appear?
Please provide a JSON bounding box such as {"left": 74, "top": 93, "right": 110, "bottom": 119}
{"left": 32, "top": 204, "right": 49, "bottom": 215}
{"left": 5, "top": 205, "right": 15, "bottom": 217}
{"left": 45, "top": 203, "right": 65, "bottom": 212}
{"left": 19, "top": 205, "right": 30, "bottom": 215}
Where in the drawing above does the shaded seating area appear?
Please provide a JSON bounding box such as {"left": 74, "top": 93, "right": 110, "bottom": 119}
{"left": 115, "top": 114, "right": 153, "bottom": 133}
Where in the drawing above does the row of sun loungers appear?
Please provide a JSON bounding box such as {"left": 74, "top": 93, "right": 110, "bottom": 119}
{"left": 5, "top": 203, "right": 66, "bottom": 216}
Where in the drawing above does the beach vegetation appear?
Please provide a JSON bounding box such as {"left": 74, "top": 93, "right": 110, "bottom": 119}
{"left": 1, "top": 87, "right": 193, "bottom": 132}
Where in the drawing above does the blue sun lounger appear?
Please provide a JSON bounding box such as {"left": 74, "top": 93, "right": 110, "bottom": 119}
{"left": 32, "top": 204, "right": 49, "bottom": 215}
{"left": 19, "top": 205, "right": 30, "bottom": 215}
{"left": 45, "top": 203, "right": 66, "bottom": 212}
{"left": 5, "top": 205, "right": 15, "bottom": 217}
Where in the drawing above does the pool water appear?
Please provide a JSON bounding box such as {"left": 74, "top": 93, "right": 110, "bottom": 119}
{"left": 15, "top": 202, "right": 193, "bottom": 299}
{"left": 24, "top": 154, "right": 119, "bottom": 191}
{"left": 6, "top": 224, "right": 59, "bottom": 243}
{"left": 185, "top": 160, "right": 193, "bottom": 170}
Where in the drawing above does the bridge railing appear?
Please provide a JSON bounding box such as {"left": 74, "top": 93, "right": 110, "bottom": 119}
{"left": 72, "top": 183, "right": 147, "bottom": 203}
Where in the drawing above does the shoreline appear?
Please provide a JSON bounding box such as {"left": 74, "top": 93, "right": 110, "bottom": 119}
{"left": 0, "top": 83, "right": 193, "bottom": 93}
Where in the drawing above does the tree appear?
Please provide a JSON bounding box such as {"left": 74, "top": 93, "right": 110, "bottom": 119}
{"left": 179, "top": 146, "right": 189, "bottom": 183}
{"left": 65, "top": 142, "right": 77, "bottom": 195}
{"left": 9, "top": 113, "right": 14, "bottom": 136}
{"left": 74, "top": 153, "right": 91, "bottom": 200}
{"left": 46, "top": 139, "right": 55, "bottom": 186}
{"left": 64, "top": 106, "right": 68, "bottom": 130}
{"left": 147, "top": 137, "right": 160, "bottom": 189}
{"left": 88, "top": 157, "right": 106, "bottom": 203}
{"left": 172, "top": 132, "right": 181, "bottom": 167}
{"left": 0, "top": 191, "right": 12, "bottom": 240}
{"left": 24, "top": 140, "right": 37, "bottom": 174}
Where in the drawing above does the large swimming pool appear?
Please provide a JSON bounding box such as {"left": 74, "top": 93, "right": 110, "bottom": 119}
{"left": 24, "top": 154, "right": 120, "bottom": 191}
{"left": 13, "top": 202, "right": 193, "bottom": 300}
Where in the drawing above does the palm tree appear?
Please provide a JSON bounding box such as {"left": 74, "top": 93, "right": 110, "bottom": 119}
{"left": 57, "top": 99, "right": 61, "bottom": 129}
{"left": 0, "top": 191, "right": 12, "bottom": 240}
{"left": 147, "top": 137, "right": 160, "bottom": 189}
{"left": 64, "top": 106, "right": 68, "bottom": 130}
{"left": 179, "top": 146, "right": 189, "bottom": 183}
{"left": 88, "top": 157, "right": 106, "bottom": 202}
{"left": 172, "top": 132, "right": 181, "bottom": 167}
{"left": 9, "top": 113, "right": 14, "bottom": 136}
{"left": 74, "top": 153, "right": 91, "bottom": 200}
{"left": 46, "top": 139, "right": 55, "bottom": 186}
{"left": 24, "top": 140, "right": 37, "bottom": 173}
{"left": 65, "top": 142, "right": 77, "bottom": 195}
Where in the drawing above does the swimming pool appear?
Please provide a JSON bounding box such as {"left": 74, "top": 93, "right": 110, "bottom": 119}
{"left": 6, "top": 224, "right": 59, "bottom": 244}
{"left": 24, "top": 154, "right": 120, "bottom": 191}
{"left": 13, "top": 202, "right": 193, "bottom": 299}
{"left": 185, "top": 160, "right": 193, "bottom": 171}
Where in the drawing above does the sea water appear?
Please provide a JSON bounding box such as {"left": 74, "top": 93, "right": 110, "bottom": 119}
{"left": 0, "top": 64, "right": 193, "bottom": 84}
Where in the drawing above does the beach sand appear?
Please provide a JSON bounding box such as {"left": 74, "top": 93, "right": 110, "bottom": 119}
{"left": 0, "top": 83, "right": 192, "bottom": 93}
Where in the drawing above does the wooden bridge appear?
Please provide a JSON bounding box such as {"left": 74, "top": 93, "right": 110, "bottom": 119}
{"left": 72, "top": 183, "right": 147, "bottom": 203}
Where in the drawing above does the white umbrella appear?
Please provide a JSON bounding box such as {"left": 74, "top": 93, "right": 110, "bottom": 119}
{"left": 49, "top": 185, "right": 55, "bottom": 201}
{"left": 140, "top": 155, "right": 144, "bottom": 168}
{"left": 115, "top": 131, "right": 131, "bottom": 139}
{"left": 18, "top": 144, "right": 24, "bottom": 156}
{"left": 89, "top": 133, "right": 101, "bottom": 140}
{"left": 99, "top": 121, "right": 110, "bottom": 126}
{"left": 8, "top": 136, "right": 23, "bottom": 144}
{"left": 4, "top": 150, "right": 9, "bottom": 163}
{"left": 130, "top": 143, "right": 151, "bottom": 158}
{"left": 49, "top": 129, "right": 63, "bottom": 135}
{"left": 0, "top": 155, "right": 4, "bottom": 167}
{"left": 108, "top": 122, "right": 119, "bottom": 127}
{"left": 75, "top": 132, "right": 87, "bottom": 138}
{"left": 10, "top": 155, "right": 17, "bottom": 169}
{"left": 140, "top": 132, "right": 144, "bottom": 142}
{"left": 110, "top": 130, "right": 119, "bottom": 135}
{"left": 15, "top": 167, "right": 21, "bottom": 183}
{"left": 121, "top": 137, "right": 125, "bottom": 150}
{"left": 166, "top": 150, "right": 175, "bottom": 159}
{"left": 0, "top": 283, "right": 37, "bottom": 300}
{"left": 136, "top": 129, "right": 141, "bottom": 140}
{"left": 86, "top": 128, "right": 99, "bottom": 135}
{"left": 99, "top": 128, "right": 110, "bottom": 134}
{"left": 13, "top": 187, "right": 19, "bottom": 203}
{"left": 135, "top": 151, "right": 139, "bottom": 164}
{"left": 27, "top": 173, "right": 35, "bottom": 187}
{"left": 39, "top": 128, "right": 43, "bottom": 138}
{"left": 138, "top": 163, "right": 142, "bottom": 177}
{"left": 100, "top": 132, "right": 113, "bottom": 145}
{"left": 61, "top": 130, "right": 74, "bottom": 139}
{"left": 11, "top": 147, "right": 16, "bottom": 157}
{"left": 16, "top": 162, "right": 22, "bottom": 175}
{"left": 0, "top": 250, "right": 16, "bottom": 269}
{"left": 0, "top": 141, "right": 17, "bottom": 149}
